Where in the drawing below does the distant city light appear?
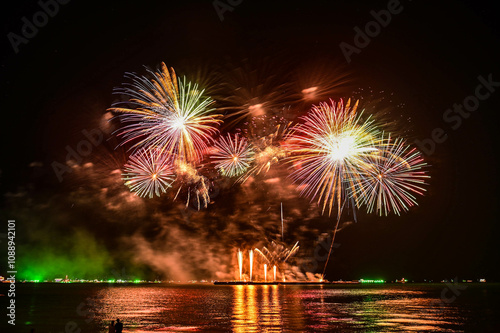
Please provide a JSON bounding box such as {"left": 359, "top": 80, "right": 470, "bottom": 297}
{"left": 359, "top": 279, "right": 385, "bottom": 284}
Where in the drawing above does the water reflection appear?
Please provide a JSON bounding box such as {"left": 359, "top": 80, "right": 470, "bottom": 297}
{"left": 15, "top": 284, "right": 491, "bottom": 332}
{"left": 233, "top": 285, "right": 268, "bottom": 332}
{"left": 299, "top": 288, "right": 462, "bottom": 332}
{"left": 232, "top": 285, "right": 309, "bottom": 332}
{"left": 94, "top": 286, "right": 234, "bottom": 331}
{"left": 230, "top": 285, "right": 460, "bottom": 332}
{"left": 232, "top": 285, "right": 282, "bottom": 332}
{"left": 95, "top": 287, "right": 177, "bottom": 330}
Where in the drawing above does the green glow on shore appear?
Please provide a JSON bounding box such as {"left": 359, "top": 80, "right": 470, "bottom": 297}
{"left": 18, "top": 230, "right": 112, "bottom": 281}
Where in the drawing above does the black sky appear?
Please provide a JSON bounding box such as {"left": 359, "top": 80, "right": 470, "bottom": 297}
{"left": 1, "top": 0, "right": 499, "bottom": 281}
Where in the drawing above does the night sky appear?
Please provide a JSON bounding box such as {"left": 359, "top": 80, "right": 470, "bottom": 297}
{"left": 1, "top": 0, "right": 499, "bottom": 282}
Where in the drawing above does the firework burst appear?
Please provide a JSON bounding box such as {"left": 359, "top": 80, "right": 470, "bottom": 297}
{"left": 255, "top": 241, "right": 300, "bottom": 266}
{"left": 174, "top": 161, "right": 212, "bottom": 210}
{"left": 122, "top": 149, "right": 175, "bottom": 198}
{"left": 110, "top": 63, "right": 222, "bottom": 163}
{"left": 237, "top": 122, "right": 290, "bottom": 183}
{"left": 285, "top": 99, "right": 381, "bottom": 215}
{"left": 211, "top": 134, "right": 254, "bottom": 177}
{"left": 353, "top": 136, "right": 429, "bottom": 215}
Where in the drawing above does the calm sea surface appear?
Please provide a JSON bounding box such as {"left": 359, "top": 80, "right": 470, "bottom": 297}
{"left": 1, "top": 283, "right": 499, "bottom": 332}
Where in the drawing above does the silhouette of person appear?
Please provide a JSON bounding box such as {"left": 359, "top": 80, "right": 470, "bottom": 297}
{"left": 115, "top": 318, "right": 123, "bottom": 333}
{"left": 108, "top": 320, "right": 115, "bottom": 333}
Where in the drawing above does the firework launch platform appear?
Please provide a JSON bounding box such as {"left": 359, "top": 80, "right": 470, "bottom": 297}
{"left": 213, "top": 281, "right": 331, "bottom": 285}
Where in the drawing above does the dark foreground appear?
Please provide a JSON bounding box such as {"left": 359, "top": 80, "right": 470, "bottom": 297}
{"left": 1, "top": 283, "right": 499, "bottom": 332}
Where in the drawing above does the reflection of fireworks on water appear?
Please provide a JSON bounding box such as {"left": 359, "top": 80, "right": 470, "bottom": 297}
{"left": 122, "top": 149, "right": 175, "bottom": 198}
{"left": 110, "top": 63, "right": 221, "bottom": 163}
{"left": 211, "top": 134, "right": 254, "bottom": 177}
{"left": 285, "top": 99, "right": 381, "bottom": 216}
{"left": 353, "top": 135, "right": 429, "bottom": 216}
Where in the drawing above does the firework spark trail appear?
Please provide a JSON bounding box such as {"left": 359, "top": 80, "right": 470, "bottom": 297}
{"left": 122, "top": 149, "right": 175, "bottom": 198}
{"left": 249, "top": 145, "right": 285, "bottom": 175}
{"left": 353, "top": 135, "right": 429, "bottom": 215}
{"left": 110, "top": 63, "right": 222, "bottom": 163}
{"left": 238, "top": 249, "right": 243, "bottom": 281}
{"left": 211, "top": 133, "right": 254, "bottom": 177}
{"left": 321, "top": 213, "right": 343, "bottom": 279}
{"left": 249, "top": 249, "right": 254, "bottom": 281}
{"left": 255, "top": 241, "right": 300, "bottom": 267}
{"left": 281, "top": 202, "right": 284, "bottom": 241}
{"left": 174, "top": 161, "right": 211, "bottom": 210}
